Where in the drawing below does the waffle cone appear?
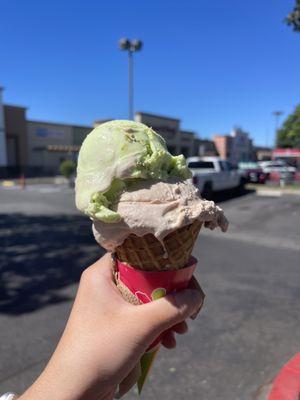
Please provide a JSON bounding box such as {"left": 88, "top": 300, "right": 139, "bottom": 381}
{"left": 115, "top": 219, "right": 202, "bottom": 271}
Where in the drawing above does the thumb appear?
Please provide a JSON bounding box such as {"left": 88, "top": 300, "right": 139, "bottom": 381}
{"left": 137, "top": 288, "right": 204, "bottom": 336}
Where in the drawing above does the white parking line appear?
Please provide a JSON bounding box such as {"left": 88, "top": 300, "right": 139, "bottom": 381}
{"left": 256, "top": 190, "right": 282, "bottom": 197}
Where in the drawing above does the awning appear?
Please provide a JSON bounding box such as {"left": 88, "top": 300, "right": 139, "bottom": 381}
{"left": 273, "top": 148, "right": 300, "bottom": 157}
{"left": 34, "top": 145, "right": 80, "bottom": 152}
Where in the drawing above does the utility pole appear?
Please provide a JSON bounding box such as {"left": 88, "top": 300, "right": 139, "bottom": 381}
{"left": 119, "top": 38, "right": 143, "bottom": 120}
{"left": 0, "top": 87, "right": 7, "bottom": 167}
{"left": 272, "top": 111, "right": 284, "bottom": 147}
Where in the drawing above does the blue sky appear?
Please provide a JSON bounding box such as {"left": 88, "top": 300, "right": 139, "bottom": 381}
{"left": 1, "top": 0, "right": 299, "bottom": 146}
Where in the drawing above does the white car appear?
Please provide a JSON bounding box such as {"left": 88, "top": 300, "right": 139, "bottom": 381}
{"left": 187, "top": 156, "right": 244, "bottom": 198}
{"left": 259, "top": 161, "right": 296, "bottom": 181}
{"left": 259, "top": 160, "right": 296, "bottom": 174}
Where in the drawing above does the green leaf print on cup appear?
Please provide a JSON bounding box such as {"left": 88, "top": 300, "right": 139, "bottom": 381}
{"left": 151, "top": 287, "right": 166, "bottom": 300}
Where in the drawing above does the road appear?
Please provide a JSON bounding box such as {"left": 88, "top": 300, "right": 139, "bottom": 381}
{"left": 1, "top": 185, "right": 300, "bottom": 399}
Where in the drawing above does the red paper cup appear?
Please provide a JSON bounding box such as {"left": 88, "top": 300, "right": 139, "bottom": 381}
{"left": 116, "top": 256, "right": 197, "bottom": 349}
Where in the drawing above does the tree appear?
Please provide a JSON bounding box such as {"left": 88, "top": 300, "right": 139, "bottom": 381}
{"left": 277, "top": 105, "right": 300, "bottom": 148}
{"left": 285, "top": 0, "right": 300, "bottom": 32}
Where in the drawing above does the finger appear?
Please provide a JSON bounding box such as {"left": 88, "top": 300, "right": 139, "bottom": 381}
{"left": 80, "top": 253, "right": 124, "bottom": 301}
{"left": 137, "top": 287, "right": 204, "bottom": 335}
{"left": 91, "top": 252, "right": 115, "bottom": 279}
{"left": 161, "top": 330, "right": 176, "bottom": 349}
{"left": 172, "top": 321, "right": 188, "bottom": 335}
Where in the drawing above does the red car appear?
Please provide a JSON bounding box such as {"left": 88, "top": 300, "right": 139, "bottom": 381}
{"left": 238, "top": 162, "right": 267, "bottom": 184}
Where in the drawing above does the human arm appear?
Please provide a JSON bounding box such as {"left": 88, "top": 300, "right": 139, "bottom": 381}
{"left": 19, "top": 253, "right": 204, "bottom": 400}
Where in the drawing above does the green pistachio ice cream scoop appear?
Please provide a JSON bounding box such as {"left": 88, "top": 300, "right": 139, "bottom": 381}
{"left": 75, "top": 120, "right": 191, "bottom": 223}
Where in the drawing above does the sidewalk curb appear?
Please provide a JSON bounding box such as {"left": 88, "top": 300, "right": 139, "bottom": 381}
{"left": 268, "top": 353, "right": 300, "bottom": 400}
{"left": 256, "top": 190, "right": 282, "bottom": 197}
{"left": 0, "top": 176, "right": 68, "bottom": 186}
{"left": 246, "top": 183, "right": 300, "bottom": 197}
{"left": 256, "top": 189, "right": 300, "bottom": 197}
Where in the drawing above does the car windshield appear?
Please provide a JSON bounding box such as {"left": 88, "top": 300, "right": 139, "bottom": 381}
{"left": 188, "top": 161, "right": 215, "bottom": 169}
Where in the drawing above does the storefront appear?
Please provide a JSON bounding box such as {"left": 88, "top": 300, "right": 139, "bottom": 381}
{"left": 273, "top": 148, "right": 300, "bottom": 170}
{"left": 27, "top": 121, "right": 90, "bottom": 175}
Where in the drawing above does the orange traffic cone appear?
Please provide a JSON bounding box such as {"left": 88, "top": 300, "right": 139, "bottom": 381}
{"left": 20, "top": 173, "right": 26, "bottom": 190}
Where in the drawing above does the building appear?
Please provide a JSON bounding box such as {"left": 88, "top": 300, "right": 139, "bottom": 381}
{"left": 0, "top": 109, "right": 92, "bottom": 178}
{"left": 0, "top": 99, "right": 29, "bottom": 178}
{"left": 230, "top": 127, "right": 253, "bottom": 163}
{"left": 273, "top": 148, "right": 300, "bottom": 169}
{"left": 0, "top": 88, "right": 202, "bottom": 177}
{"left": 135, "top": 112, "right": 199, "bottom": 157}
{"left": 1, "top": 98, "right": 258, "bottom": 177}
{"left": 213, "top": 135, "right": 231, "bottom": 160}
{"left": 0, "top": 88, "right": 28, "bottom": 174}
{"left": 180, "top": 130, "right": 198, "bottom": 158}
{"left": 213, "top": 127, "right": 253, "bottom": 164}
{"left": 254, "top": 146, "right": 272, "bottom": 161}
{"left": 197, "top": 139, "right": 218, "bottom": 156}
{"left": 0, "top": 88, "right": 6, "bottom": 167}
{"left": 27, "top": 120, "right": 90, "bottom": 175}
{"left": 4, "top": 104, "right": 28, "bottom": 171}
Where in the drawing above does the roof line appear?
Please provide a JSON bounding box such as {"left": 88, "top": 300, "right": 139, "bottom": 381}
{"left": 135, "top": 111, "right": 180, "bottom": 122}
{"left": 28, "top": 119, "right": 92, "bottom": 129}
{"left": 4, "top": 103, "right": 27, "bottom": 110}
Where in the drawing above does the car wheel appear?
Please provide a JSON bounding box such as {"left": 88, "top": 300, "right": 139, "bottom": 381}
{"left": 236, "top": 177, "right": 246, "bottom": 194}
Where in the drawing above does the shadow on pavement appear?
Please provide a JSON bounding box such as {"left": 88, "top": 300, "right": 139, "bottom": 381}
{"left": 0, "top": 187, "right": 255, "bottom": 315}
{"left": 0, "top": 214, "right": 103, "bottom": 315}
{"left": 213, "top": 187, "right": 256, "bottom": 203}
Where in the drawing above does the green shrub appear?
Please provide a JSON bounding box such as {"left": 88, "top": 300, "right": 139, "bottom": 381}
{"left": 60, "top": 160, "right": 76, "bottom": 178}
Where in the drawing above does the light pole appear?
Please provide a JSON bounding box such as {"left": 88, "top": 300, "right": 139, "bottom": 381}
{"left": 272, "top": 111, "right": 283, "bottom": 147}
{"left": 119, "top": 38, "right": 143, "bottom": 120}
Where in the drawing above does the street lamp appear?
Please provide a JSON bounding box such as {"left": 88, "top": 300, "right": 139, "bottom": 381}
{"left": 272, "top": 111, "right": 284, "bottom": 147}
{"left": 119, "top": 38, "right": 143, "bottom": 120}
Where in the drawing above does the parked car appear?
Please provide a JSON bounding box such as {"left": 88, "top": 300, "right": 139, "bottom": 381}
{"left": 238, "top": 162, "right": 267, "bottom": 184}
{"left": 187, "top": 156, "right": 245, "bottom": 198}
{"left": 259, "top": 161, "right": 296, "bottom": 182}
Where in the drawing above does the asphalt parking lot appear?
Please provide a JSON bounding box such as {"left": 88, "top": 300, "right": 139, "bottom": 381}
{"left": 1, "top": 186, "right": 300, "bottom": 399}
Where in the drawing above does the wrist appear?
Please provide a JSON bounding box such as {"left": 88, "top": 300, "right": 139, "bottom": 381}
{"left": 17, "top": 360, "right": 116, "bottom": 400}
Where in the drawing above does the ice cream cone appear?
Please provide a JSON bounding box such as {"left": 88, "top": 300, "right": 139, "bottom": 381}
{"left": 114, "top": 256, "right": 198, "bottom": 395}
{"left": 115, "top": 219, "right": 202, "bottom": 271}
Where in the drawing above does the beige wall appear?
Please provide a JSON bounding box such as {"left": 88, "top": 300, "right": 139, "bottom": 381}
{"left": 135, "top": 112, "right": 200, "bottom": 157}
{"left": 135, "top": 112, "right": 182, "bottom": 155}
{"left": 27, "top": 121, "right": 73, "bottom": 170}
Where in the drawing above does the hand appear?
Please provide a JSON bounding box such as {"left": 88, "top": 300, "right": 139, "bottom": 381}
{"left": 19, "top": 253, "right": 204, "bottom": 400}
